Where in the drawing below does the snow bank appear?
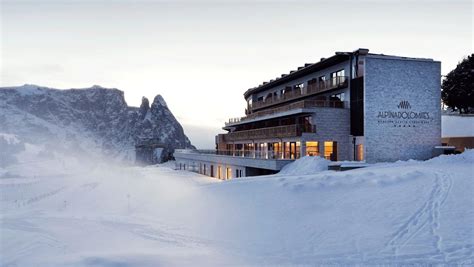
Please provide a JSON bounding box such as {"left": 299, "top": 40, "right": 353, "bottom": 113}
{"left": 426, "top": 148, "right": 474, "bottom": 164}
{"left": 278, "top": 156, "right": 329, "bottom": 175}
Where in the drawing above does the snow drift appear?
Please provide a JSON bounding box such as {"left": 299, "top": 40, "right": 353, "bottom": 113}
{"left": 278, "top": 155, "right": 330, "bottom": 175}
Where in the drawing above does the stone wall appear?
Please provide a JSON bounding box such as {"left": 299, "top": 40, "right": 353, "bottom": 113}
{"left": 364, "top": 56, "right": 441, "bottom": 163}
{"left": 311, "top": 107, "right": 351, "bottom": 161}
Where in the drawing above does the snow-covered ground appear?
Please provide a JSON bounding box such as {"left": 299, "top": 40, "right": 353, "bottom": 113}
{"left": 1, "top": 146, "right": 473, "bottom": 266}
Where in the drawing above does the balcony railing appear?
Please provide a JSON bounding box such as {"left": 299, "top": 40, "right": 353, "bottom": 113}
{"left": 176, "top": 149, "right": 300, "bottom": 160}
{"left": 251, "top": 76, "right": 348, "bottom": 111}
{"left": 222, "top": 124, "right": 315, "bottom": 142}
{"left": 226, "top": 99, "right": 347, "bottom": 126}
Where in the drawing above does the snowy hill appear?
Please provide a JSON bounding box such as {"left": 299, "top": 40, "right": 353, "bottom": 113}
{"left": 0, "top": 148, "right": 473, "bottom": 266}
{"left": 0, "top": 85, "right": 195, "bottom": 163}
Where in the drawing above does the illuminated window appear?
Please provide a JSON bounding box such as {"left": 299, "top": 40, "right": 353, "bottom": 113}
{"left": 357, "top": 144, "right": 364, "bottom": 161}
{"left": 270, "top": 142, "right": 281, "bottom": 159}
{"left": 296, "top": 142, "right": 301, "bottom": 159}
{"left": 306, "top": 141, "right": 319, "bottom": 156}
{"left": 218, "top": 166, "right": 222, "bottom": 179}
{"left": 226, "top": 167, "right": 232, "bottom": 180}
{"left": 324, "top": 141, "right": 338, "bottom": 161}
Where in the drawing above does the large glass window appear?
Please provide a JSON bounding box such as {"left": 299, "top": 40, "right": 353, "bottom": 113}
{"left": 283, "top": 142, "right": 290, "bottom": 159}
{"left": 290, "top": 142, "right": 297, "bottom": 159}
{"left": 272, "top": 142, "right": 281, "bottom": 159}
{"left": 226, "top": 167, "right": 232, "bottom": 180}
{"left": 324, "top": 141, "right": 338, "bottom": 161}
{"left": 306, "top": 141, "right": 319, "bottom": 156}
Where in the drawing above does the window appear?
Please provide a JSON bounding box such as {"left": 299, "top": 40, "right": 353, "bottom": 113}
{"left": 296, "top": 142, "right": 301, "bottom": 159}
{"left": 357, "top": 144, "right": 364, "bottom": 161}
{"left": 218, "top": 166, "right": 222, "bottom": 179}
{"left": 226, "top": 167, "right": 232, "bottom": 180}
{"left": 210, "top": 165, "right": 214, "bottom": 177}
{"left": 331, "top": 69, "right": 345, "bottom": 78}
{"left": 318, "top": 75, "right": 326, "bottom": 82}
{"left": 294, "top": 83, "right": 304, "bottom": 94}
{"left": 289, "top": 142, "right": 298, "bottom": 159}
{"left": 203, "top": 164, "right": 207, "bottom": 175}
{"left": 306, "top": 141, "right": 319, "bottom": 156}
{"left": 273, "top": 142, "right": 281, "bottom": 159}
{"left": 330, "top": 70, "right": 345, "bottom": 87}
{"left": 324, "top": 141, "right": 338, "bottom": 161}
{"left": 283, "top": 142, "right": 290, "bottom": 159}
{"left": 331, "top": 93, "right": 345, "bottom": 102}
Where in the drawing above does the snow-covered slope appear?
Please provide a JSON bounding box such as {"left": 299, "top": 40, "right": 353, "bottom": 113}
{"left": 1, "top": 149, "right": 473, "bottom": 266}
{"left": 0, "top": 85, "right": 195, "bottom": 162}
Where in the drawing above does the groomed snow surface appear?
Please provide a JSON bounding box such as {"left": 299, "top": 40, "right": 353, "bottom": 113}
{"left": 1, "top": 148, "right": 474, "bottom": 266}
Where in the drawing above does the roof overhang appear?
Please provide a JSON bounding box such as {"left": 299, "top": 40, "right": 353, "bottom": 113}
{"left": 243, "top": 52, "right": 351, "bottom": 99}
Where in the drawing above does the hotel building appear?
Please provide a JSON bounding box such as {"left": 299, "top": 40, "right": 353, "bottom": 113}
{"left": 175, "top": 48, "right": 441, "bottom": 179}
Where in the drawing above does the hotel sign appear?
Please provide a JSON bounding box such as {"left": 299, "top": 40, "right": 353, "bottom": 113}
{"left": 376, "top": 101, "right": 432, "bottom": 128}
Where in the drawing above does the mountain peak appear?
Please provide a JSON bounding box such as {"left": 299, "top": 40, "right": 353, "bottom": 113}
{"left": 152, "top": 94, "right": 168, "bottom": 108}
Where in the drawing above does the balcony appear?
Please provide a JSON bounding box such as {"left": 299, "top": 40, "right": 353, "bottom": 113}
{"left": 178, "top": 149, "right": 299, "bottom": 160}
{"left": 225, "top": 99, "right": 347, "bottom": 126}
{"left": 174, "top": 149, "right": 294, "bottom": 171}
{"left": 222, "top": 124, "right": 315, "bottom": 142}
{"left": 251, "top": 76, "right": 348, "bottom": 111}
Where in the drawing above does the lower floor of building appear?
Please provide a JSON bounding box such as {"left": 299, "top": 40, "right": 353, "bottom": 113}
{"left": 174, "top": 135, "right": 366, "bottom": 180}
{"left": 176, "top": 161, "right": 278, "bottom": 180}
{"left": 218, "top": 135, "right": 366, "bottom": 162}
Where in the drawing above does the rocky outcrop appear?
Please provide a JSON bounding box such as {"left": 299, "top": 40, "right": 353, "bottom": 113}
{"left": 0, "top": 84, "right": 195, "bottom": 162}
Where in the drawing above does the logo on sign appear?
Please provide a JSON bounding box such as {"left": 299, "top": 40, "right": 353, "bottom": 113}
{"left": 397, "top": 100, "right": 411, "bottom": 109}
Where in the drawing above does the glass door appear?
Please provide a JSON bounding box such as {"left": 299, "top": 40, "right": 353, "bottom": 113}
{"left": 290, "top": 142, "right": 296, "bottom": 159}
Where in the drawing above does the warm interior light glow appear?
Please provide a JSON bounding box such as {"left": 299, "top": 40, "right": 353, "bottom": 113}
{"left": 306, "top": 141, "right": 319, "bottom": 156}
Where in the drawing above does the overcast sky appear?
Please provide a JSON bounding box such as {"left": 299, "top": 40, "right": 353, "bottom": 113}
{"left": 1, "top": 0, "right": 472, "bottom": 148}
